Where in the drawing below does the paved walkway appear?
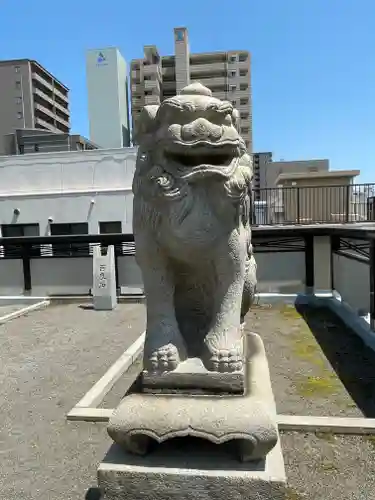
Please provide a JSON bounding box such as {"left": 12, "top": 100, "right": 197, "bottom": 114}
{"left": 0, "top": 303, "right": 145, "bottom": 500}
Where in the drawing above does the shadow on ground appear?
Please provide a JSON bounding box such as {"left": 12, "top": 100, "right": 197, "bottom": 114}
{"left": 85, "top": 487, "right": 101, "bottom": 499}
{"left": 295, "top": 303, "right": 375, "bottom": 417}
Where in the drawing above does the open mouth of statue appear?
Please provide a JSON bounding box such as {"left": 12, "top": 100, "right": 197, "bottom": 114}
{"left": 165, "top": 151, "right": 234, "bottom": 167}
{"left": 164, "top": 141, "right": 240, "bottom": 169}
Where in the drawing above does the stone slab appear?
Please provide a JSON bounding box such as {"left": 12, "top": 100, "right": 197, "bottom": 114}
{"left": 93, "top": 245, "right": 117, "bottom": 311}
{"left": 98, "top": 441, "right": 286, "bottom": 500}
{"left": 108, "top": 333, "right": 279, "bottom": 461}
{"left": 142, "top": 357, "right": 244, "bottom": 393}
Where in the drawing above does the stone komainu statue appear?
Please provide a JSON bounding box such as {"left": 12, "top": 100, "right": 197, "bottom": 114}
{"left": 132, "top": 83, "right": 257, "bottom": 374}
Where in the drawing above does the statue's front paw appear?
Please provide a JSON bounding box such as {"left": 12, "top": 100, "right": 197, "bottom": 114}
{"left": 203, "top": 346, "right": 243, "bottom": 373}
{"left": 144, "top": 343, "right": 181, "bottom": 373}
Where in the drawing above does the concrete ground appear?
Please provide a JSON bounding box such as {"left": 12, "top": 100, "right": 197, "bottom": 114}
{"left": 1, "top": 301, "right": 375, "bottom": 499}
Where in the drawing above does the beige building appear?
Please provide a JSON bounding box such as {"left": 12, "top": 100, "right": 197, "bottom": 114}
{"left": 130, "top": 27, "right": 252, "bottom": 151}
{"left": 264, "top": 158, "right": 329, "bottom": 189}
{"left": 0, "top": 59, "right": 70, "bottom": 155}
{"left": 274, "top": 170, "right": 360, "bottom": 224}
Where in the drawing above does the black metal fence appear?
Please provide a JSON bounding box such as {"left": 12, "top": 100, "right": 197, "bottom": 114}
{"left": 253, "top": 183, "right": 375, "bottom": 226}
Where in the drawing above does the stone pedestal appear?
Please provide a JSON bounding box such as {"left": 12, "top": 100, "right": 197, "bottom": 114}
{"left": 98, "top": 440, "right": 286, "bottom": 500}
{"left": 92, "top": 245, "right": 117, "bottom": 311}
{"left": 142, "top": 356, "right": 244, "bottom": 393}
{"left": 107, "top": 333, "right": 279, "bottom": 462}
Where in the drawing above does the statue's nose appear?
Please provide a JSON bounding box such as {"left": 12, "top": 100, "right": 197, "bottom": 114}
{"left": 181, "top": 118, "right": 221, "bottom": 141}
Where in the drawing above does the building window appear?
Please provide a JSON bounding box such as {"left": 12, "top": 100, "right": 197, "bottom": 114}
{"left": 230, "top": 71, "right": 236, "bottom": 77}
{"left": 230, "top": 85, "right": 236, "bottom": 92}
{"left": 240, "top": 112, "right": 248, "bottom": 120}
{"left": 231, "top": 100, "right": 236, "bottom": 106}
{"left": 241, "top": 127, "right": 250, "bottom": 134}
{"left": 14, "top": 66, "right": 21, "bottom": 73}
{"left": 1, "top": 223, "right": 40, "bottom": 257}
{"left": 34, "top": 144, "right": 39, "bottom": 152}
{"left": 15, "top": 96, "right": 22, "bottom": 105}
{"left": 175, "top": 29, "right": 184, "bottom": 42}
{"left": 240, "top": 98, "right": 249, "bottom": 105}
{"left": 50, "top": 222, "right": 89, "bottom": 256}
{"left": 15, "top": 80, "right": 21, "bottom": 89}
{"left": 239, "top": 69, "right": 248, "bottom": 77}
{"left": 240, "top": 84, "right": 248, "bottom": 91}
{"left": 229, "top": 55, "right": 237, "bottom": 62}
{"left": 99, "top": 221, "right": 122, "bottom": 234}
{"left": 17, "top": 111, "right": 23, "bottom": 119}
{"left": 239, "top": 53, "right": 247, "bottom": 62}
{"left": 99, "top": 221, "right": 122, "bottom": 254}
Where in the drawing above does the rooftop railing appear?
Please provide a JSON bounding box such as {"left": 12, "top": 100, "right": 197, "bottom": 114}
{"left": 0, "top": 227, "right": 374, "bottom": 332}
{"left": 253, "top": 183, "right": 375, "bottom": 226}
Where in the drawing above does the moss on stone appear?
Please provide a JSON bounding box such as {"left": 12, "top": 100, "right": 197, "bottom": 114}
{"left": 320, "top": 460, "right": 338, "bottom": 472}
{"left": 279, "top": 304, "right": 302, "bottom": 320}
{"left": 284, "top": 486, "right": 304, "bottom": 500}
{"left": 315, "top": 431, "right": 336, "bottom": 443}
{"left": 296, "top": 373, "right": 340, "bottom": 398}
{"left": 364, "top": 435, "right": 375, "bottom": 449}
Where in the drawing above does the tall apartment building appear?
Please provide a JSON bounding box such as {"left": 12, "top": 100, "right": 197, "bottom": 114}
{"left": 252, "top": 152, "right": 273, "bottom": 199}
{"left": 130, "top": 27, "right": 252, "bottom": 151}
{"left": 0, "top": 59, "right": 70, "bottom": 155}
{"left": 86, "top": 47, "right": 131, "bottom": 149}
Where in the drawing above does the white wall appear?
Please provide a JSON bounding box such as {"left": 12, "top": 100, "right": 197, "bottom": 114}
{"left": 0, "top": 147, "right": 137, "bottom": 236}
{"left": 256, "top": 251, "right": 306, "bottom": 293}
{"left": 333, "top": 254, "right": 370, "bottom": 314}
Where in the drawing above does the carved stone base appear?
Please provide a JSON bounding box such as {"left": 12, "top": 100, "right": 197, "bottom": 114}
{"left": 98, "top": 441, "right": 287, "bottom": 500}
{"left": 142, "top": 357, "right": 244, "bottom": 394}
{"left": 107, "top": 332, "right": 279, "bottom": 462}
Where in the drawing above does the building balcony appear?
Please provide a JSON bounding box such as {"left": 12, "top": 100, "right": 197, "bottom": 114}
{"left": 144, "top": 94, "right": 161, "bottom": 106}
{"left": 33, "top": 87, "right": 70, "bottom": 118}
{"left": 143, "top": 64, "right": 162, "bottom": 80}
{"left": 190, "top": 76, "right": 227, "bottom": 87}
{"left": 131, "top": 84, "right": 143, "bottom": 95}
{"left": 33, "top": 73, "right": 69, "bottom": 104}
{"left": 144, "top": 79, "right": 160, "bottom": 92}
{"left": 190, "top": 61, "right": 227, "bottom": 73}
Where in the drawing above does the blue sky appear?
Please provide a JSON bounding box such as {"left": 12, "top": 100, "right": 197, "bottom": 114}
{"left": 1, "top": 0, "right": 374, "bottom": 182}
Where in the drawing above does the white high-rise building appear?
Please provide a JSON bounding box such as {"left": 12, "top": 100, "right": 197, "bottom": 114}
{"left": 86, "top": 47, "right": 130, "bottom": 149}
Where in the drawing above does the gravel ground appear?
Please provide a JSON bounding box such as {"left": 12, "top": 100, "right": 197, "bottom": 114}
{"left": 0, "top": 302, "right": 145, "bottom": 500}
{"left": 246, "top": 303, "right": 375, "bottom": 418}
{"left": 281, "top": 431, "right": 375, "bottom": 500}
{"left": 2, "top": 301, "right": 375, "bottom": 499}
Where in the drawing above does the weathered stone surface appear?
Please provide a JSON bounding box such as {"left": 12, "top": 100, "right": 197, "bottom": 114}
{"left": 92, "top": 245, "right": 117, "bottom": 311}
{"left": 142, "top": 356, "right": 244, "bottom": 393}
{"left": 108, "top": 332, "right": 278, "bottom": 462}
{"left": 132, "top": 82, "right": 257, "bottom": 381}
{"left": 98, "top": 440, "right": 286, "bottom": 500}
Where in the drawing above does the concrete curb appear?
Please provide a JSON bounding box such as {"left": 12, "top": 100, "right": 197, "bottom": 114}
{"left": 0, "top": 299, "right": 50, "bottom": 325}
{"left": 68, "top": 332, "right": 145, "bottom": 414}
{"left": 301, "top": 292, "right": 375, "bottom": 353}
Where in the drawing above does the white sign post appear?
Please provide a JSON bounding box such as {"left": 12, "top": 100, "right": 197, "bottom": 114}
{"left": 92, "top": 245, "right": 117, "bottom": 310}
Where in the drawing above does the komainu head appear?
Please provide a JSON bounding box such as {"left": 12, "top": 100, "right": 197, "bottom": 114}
{"left": 134, "top": 82, "right": 251, "bottom": 182}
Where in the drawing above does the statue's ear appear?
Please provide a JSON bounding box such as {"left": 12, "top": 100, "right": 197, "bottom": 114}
{"left": 232, "top": 108, "right": 240, "bottom": 133}
{"left": 134, "top": 105, "right": 159, "bottom": 145}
